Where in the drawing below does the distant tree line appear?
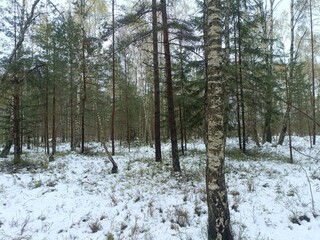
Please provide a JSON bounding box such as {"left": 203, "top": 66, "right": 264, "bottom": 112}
{"left": 0, "top": 0, "right": 318, "bottom": 165}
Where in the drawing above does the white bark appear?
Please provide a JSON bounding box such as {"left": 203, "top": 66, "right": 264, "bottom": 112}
{"left": 205, "top": 0, "right": 233, "bottom": 239}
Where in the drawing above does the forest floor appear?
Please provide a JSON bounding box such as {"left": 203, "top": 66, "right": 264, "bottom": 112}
{"left": 0, "top": 136, "right": 320, "bottom": 240}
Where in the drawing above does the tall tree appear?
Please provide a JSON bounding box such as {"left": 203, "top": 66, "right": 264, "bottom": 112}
{"left": 161, "top": 0, "right": 180, "bottom": 171}
{"left": 152, "top": 0, "right": 162, "bottom": 162}
{"left": 205, "top": 0, "right": 233, "bottom": 238}
{"left": 0, "top": 0, "right": 41, "bottom": 163}
{"left": 80, "top": 0, "right": 87, "bottom": 154}
{"left": 262, "top": 0, "right": 275, "bottom": 144}
{"left": 111, "top": 0, "right": 116, "bottom": 155}
{"left": 309, "top": 0, "right": 316, "bottom": 145}
{"left": 278, "top": 0, "right": 307, "bottom": 146}
{"left": 237, "top": 0, "right": 246, "bottom": 153}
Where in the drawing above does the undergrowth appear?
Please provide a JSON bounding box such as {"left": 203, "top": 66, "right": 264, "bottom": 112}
{"left": 226, "top": 148, "right": 291, "bottom": 163}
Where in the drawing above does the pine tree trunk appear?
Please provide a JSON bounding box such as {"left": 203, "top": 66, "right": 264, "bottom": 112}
{"left": 205, "top": 0, "right": 233, "bottom": 239}
{"left": 45, "top": 77, "right": 50, "bottom": 155}
{"left": 70, "top": 71, "right": 75, "bottom": 151}
{"left": 80, "top": 25, "right": 86, "bottom": 154}
{"left": 309, "top": 0, "right": 316, "bottom": 145}
{"left": 278, "top": 106, "right": 289, "bottom": 145}
{"left": 13, "top": 84, "right": 22, "bottom": 164}
{"left": 262, "top": 0, "right": 274, "bottom": 144}
{"left": 179, "top": 105, "right": 185, "bottom": 156}
{"left": 278, "top": 0, "right": 294, "bottom": 146}
{"left": 161, "top": 0, "right": 180, "bottom": 172}
{"left": 234, "top": 20, "right": 242, "bottom": 150}
{"left": 124, "top": 54, "right": 131, "bottom": 151}
{"left": 0, "top": 140, "right": 12, "bottom": 158}
{"left": 152, "top": 0, "right": 162, "bottom": 162}
{"left": 52, "top": 74, "right": 56, "bottom": 156}
{"left": 111, "top": 0, "right": 116, "bottom": 155}
{"left": 237, "top": 0, "right": 246, "bottom": 153}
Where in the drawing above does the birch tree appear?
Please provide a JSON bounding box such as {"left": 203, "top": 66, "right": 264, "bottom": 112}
{"left": 205, "top": 0, "right": 233, "bottom": 239}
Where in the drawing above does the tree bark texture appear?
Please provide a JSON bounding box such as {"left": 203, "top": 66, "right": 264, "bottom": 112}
{"left": 205, "top": 0, "right": 233, "bottom": 239}
{"left": 80, "top": 0, "right": 87, "bottom": 154}
{"left": 309, "top": 0, "right": 316, "bottom": 145}
{"left": 237, "top": 0, "right": 246, "bottom": 153}
{"left": 13, "top": 84, "right": 22, "bottom": 164}
{"left": 111, "top": 0, "right": 116, "bottom": 155}
{"left": 161, "top": 0, "right": 180, "bottom": 172}
{"left": 278, "top": 0, "right": 294, "bottom": 146}
{"left": 233, "top": 20, "right": 242, "bottom": 150}
{"left": 152, "top": 0, "right": 162, "bottom": 162}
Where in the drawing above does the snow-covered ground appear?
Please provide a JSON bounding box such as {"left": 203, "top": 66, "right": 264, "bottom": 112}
{"left": 0, "top": 136, "right": 319, "bottom": 240}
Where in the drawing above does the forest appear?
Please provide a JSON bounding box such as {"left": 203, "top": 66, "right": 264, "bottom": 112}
{"left": 0, "top": 0, "right": 319, "bottom": 239}
{"left": 0, "top": 0, "right": 319, "bottom": 163}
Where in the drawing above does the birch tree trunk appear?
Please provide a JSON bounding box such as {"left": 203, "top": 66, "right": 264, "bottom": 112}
{"left": 205, "top": 0, "right": 233, "bottom": 239}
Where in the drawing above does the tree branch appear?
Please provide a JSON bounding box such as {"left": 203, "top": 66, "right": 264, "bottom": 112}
{"left": 1, "top": 0, "right": 41, "bottom": 84}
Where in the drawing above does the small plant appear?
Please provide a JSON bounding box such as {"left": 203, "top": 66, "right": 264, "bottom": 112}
{"left": 82, "top": 147, "right": 96, "bottom": 156}
{"left": 247, "top": 177, "right": 255, "bottom": 192}
{"left": 170, "top": 207, "right": 190, "bottom": 228}
{"left": 289, "top": 214, "right": 310, "bottom": 225}
{"left": 89, "top": 220, "right": 102, "bottom": 233}
{"left": 109, "top": 193, "right": 117, "bottom": 206}
{"left": 148, "top": 200, "right": 155, "bottom": 217}
{"left": 34, "top": 180, "right": 42, "bottom": 188}
{"left": 120, "top": 222, "right": 128, "bottom": 231}
{"left": 0, "top": 184, "right": 5, "bottom": 194}
{"left": 106, "top": 232, "right": 115, "bottom": 240}
{"left": 130, "top": 217, "right": 139, "bottom": 236}
{"left": 28, "top": 179, "right": 42, "bottom": 189}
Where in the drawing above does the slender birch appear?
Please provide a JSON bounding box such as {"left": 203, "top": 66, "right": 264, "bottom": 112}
{"left": 205, "top": 0, "right": 233, "bottom": 239}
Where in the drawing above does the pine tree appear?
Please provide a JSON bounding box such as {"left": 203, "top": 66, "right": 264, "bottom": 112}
{"left": 161, "top": 0, "right": 181, "bottom": 172}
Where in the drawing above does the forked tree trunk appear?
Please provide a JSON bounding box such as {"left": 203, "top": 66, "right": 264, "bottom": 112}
{"left": 205, "top": 0, "right": 233, "bottom": 239}
{"left": 93, "top": 85, "right": 118, "bottom": 174}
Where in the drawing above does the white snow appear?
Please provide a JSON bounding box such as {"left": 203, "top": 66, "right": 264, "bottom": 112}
{"left": 0, "top": 137, "right": 319, "bottom": 239}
